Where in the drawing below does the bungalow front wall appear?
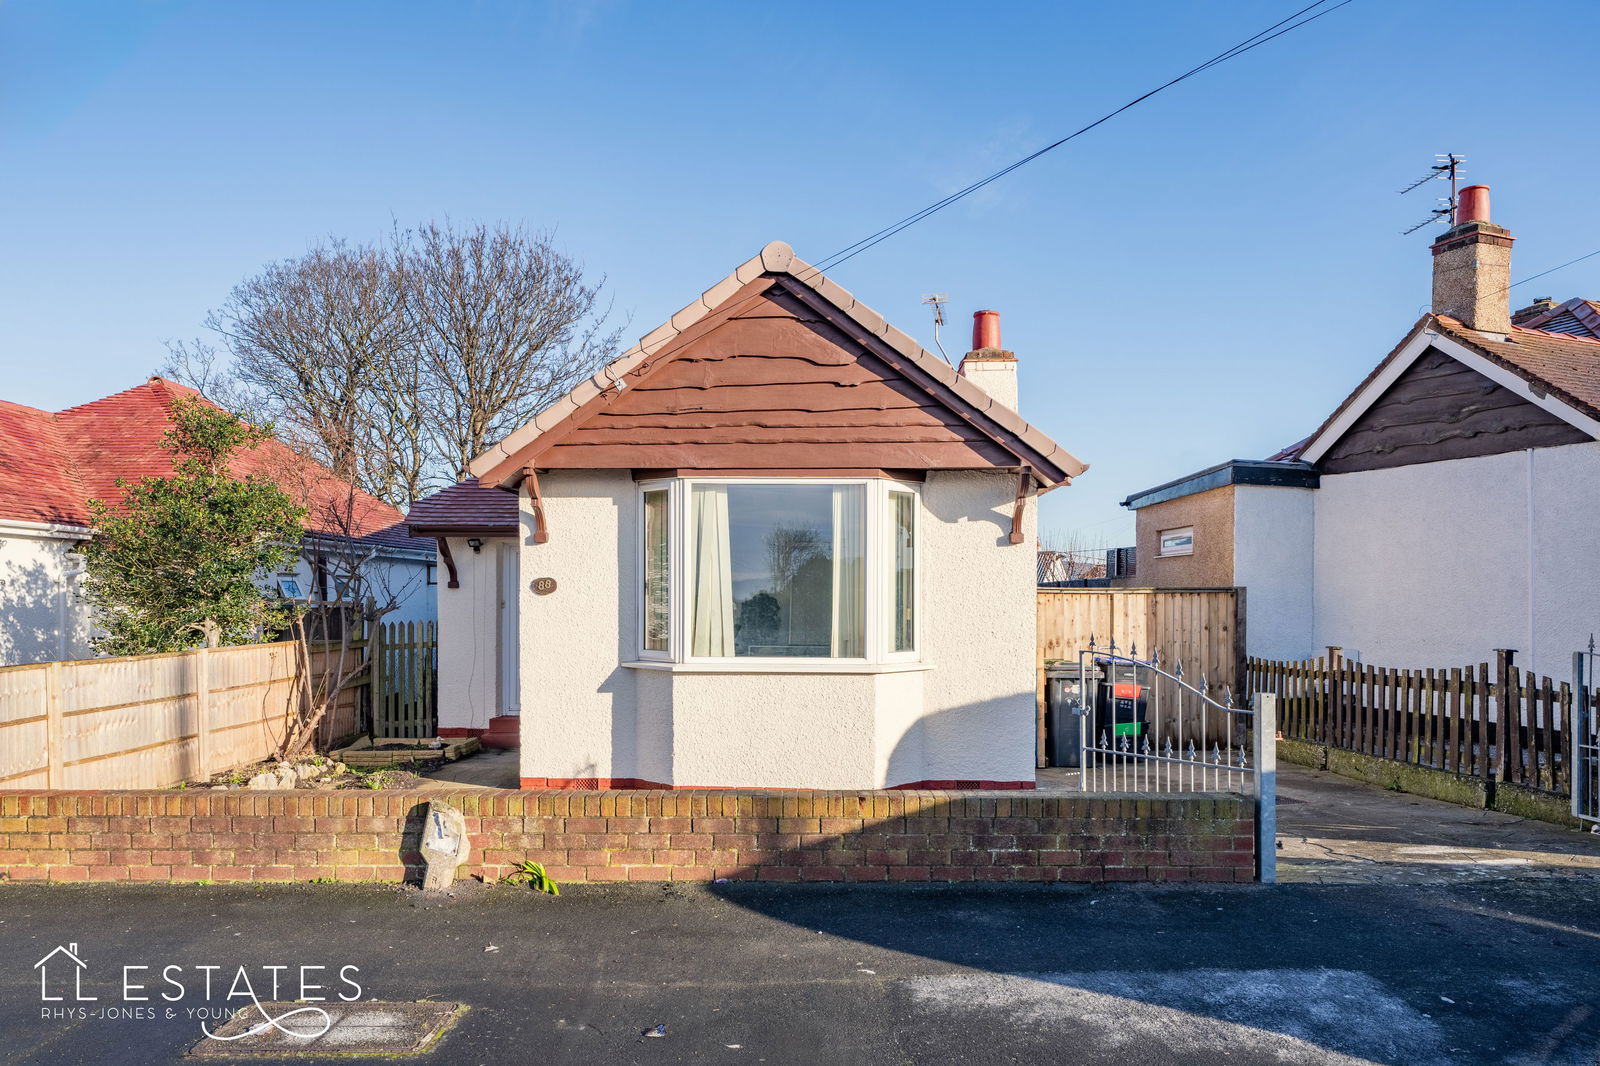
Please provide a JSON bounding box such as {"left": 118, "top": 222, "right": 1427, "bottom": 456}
{"left": 514, "top": 467, "right": 1037, "bottom": 790}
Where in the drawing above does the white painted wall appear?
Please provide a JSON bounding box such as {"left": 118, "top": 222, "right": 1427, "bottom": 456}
{"left": 434, "top": 536, "right": 509, "bottom": 733}
{"left": 1311, "top": 441, "right": 1600, "bottom": 681}
{"left": 1231, "top": 485, "right": 1316, "bottom": 661}
{"left": 514, "top": 468, "right": 1039, "bottom": 789}
{"left": 0, "top": 521, "right": 93, "bottom": 666}
{"left": 914, "top": 470, "right": 1038, "bottom": 784}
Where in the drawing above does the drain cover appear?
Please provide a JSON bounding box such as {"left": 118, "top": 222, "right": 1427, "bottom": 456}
{"left": 188, "top": 1001, "right": 463, "bottom": 1057}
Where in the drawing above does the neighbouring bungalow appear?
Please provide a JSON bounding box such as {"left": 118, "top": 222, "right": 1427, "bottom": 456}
{"left": 406, "top": 241, "right": 1086, "bottom": 788}
{"left": 1122, "top": 186, "right": 1600, "bottom": 678}
{"left": 0, "top": 378, "right": 436, "bottom": 666}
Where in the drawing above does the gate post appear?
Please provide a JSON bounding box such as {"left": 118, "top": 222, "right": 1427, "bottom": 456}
{"left": 1253, "top": 691, "right": 1278, "bottom": 884}
{"left": 1576, "top": 650, "right": 1589, "bottom": 824}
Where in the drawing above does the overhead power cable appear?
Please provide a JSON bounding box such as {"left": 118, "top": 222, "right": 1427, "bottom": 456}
{"left": 806, "top": 0, "right": 1358, "bottom": 276}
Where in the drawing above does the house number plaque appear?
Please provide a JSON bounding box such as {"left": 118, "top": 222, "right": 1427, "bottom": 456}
{"left": 531, "top": 577, "right": 557, "bottom": 596}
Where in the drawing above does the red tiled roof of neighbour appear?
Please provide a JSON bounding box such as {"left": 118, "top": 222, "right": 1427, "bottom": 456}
{"left": 0, "top": 399, "right": 85, "bottom": 525}
{"left": 0, "top": 378, "right": 421, "bottom": 551}
{"left": 404, "top": 477, "right": 519, "bottom": 536}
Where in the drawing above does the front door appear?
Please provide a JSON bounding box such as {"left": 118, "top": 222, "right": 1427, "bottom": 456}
{"left": 497, "top": 543, "right": 520, "bottom": 716}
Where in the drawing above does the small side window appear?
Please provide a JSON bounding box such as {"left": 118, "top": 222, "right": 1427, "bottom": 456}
{"left": 1157, "top": 527, "right": 1194, "bottom": 557}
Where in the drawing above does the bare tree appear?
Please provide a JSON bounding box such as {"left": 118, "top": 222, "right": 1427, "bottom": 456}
{"left": 163, "top": 223, "right": 619, "bottom": 508}
{"left": 261, "top": 448, "right": 423, "bottom": 760}
{"left": 1038, "top": 528, "right": 1112, "bottom": 583}
{"left": 403, "top": 221, "right": 620, "bottom": 479}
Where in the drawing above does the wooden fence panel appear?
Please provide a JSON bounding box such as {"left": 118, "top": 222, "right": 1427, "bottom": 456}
{"left": 1037, "top": 588, "right": 1242, "bottom": 761}
{"left": 0, "top": 638, "right": 370, "bottom": 790}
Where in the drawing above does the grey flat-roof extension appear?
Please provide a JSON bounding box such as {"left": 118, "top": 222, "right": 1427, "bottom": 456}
{"left": 1121, "top": 459, "right": 1319, "bottom": 510}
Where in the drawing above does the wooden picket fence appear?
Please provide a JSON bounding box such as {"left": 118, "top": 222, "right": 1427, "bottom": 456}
{"left": 1248, "top": 649, "right": 1587, "bottom": 795}
{"left": 372, "top": 620, "right": 437, "bottom": 739}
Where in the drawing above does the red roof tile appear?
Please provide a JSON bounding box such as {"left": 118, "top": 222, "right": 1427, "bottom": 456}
{"left": 0, "top": 399, "right": 87, "bottom": 525}
{"left": 1437, "top": 316, "right": 1600, "bottom": 423}
{"left": 1, "top": 378, "right": 421, "bottom": 551}
{"left": 404, "top": 477, "right": 519, "bottom": 535}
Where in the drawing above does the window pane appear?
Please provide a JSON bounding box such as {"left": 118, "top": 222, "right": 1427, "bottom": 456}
{"left": 891, "top": 490, "right": 915, "bottom": 652}
{"left": 643, "top": 489, "right": 670, "bottom": 652}
{"left": 692, "top": 484, "right": 865, "bottom": 658}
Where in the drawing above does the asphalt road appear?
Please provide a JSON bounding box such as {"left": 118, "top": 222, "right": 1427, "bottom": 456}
{"left": 1, "top": 877, "right": 1597, "bottom": 1065}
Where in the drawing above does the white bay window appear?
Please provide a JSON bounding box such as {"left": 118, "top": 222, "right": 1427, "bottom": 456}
{"left": 638, "top": 478, "right": 918, "bottom": 666}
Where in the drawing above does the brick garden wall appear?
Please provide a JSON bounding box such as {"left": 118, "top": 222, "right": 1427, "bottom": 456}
{"left": 0, "top": 789, "right": 1257, "bottom": 885}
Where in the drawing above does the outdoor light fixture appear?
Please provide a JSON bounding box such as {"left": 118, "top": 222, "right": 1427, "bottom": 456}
{"left": 466, "top": 538, "right": 483, "bottom": 554}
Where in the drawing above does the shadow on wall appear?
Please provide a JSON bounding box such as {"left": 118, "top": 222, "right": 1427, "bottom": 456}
{"left": 0, "top": 541, "right": 89, "bottom": 666}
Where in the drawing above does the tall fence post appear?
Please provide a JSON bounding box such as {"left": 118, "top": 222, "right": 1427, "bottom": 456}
{"left": 1494, "top": 648, "right": 1517, "bottom": 784}
{"left": 1253, "top": 691, "right": 1278, "bottom": 884}
{"left": 193, "top": 647, "right": 212, "bottom": 780}
{"left": 44, "top": 661, "right": 64, "bottom": 789}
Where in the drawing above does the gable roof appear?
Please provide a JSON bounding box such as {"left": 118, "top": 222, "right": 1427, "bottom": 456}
{"left": 405, "top": 477, "right": 520, "bottom": 536}
{"left": 1512, "top": 297, "right": 1600, "bottom": 337}
{"left": 467, "top": 242, "right": 1086, "bottom": 490}
{"left": 1293, "top": 314, "right": 1600, "bottom": 466}
{"left": 0, "top": 378, "right": 419, "bottom": 551}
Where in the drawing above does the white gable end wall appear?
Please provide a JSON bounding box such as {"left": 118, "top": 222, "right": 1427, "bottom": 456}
{"left": 1310, "top": 440, "right": 1600, "bottom": 681}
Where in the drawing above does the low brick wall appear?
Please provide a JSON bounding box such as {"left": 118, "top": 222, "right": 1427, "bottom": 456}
{"left": 0, "top": 789, "right": 1257, "bottom": 885}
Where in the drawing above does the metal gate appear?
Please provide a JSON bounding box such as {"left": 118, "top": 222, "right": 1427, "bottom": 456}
{"left": 1066, "top": 636, "right": 1278, "bottom": 881}
{"left": 1573, "top": 640, "right": 1600, "bottom": 827}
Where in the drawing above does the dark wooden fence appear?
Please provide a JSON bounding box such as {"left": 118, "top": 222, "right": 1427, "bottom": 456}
{"left": 372, "top": 621, "right": 438, "bottom": 739}
{"left": 1248, "top": 649, "right": 1589, "bottom": 796}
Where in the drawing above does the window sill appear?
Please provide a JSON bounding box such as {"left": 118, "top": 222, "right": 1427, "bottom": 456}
{"left": 621, "top": 660, "right": 933, "bottom": 675}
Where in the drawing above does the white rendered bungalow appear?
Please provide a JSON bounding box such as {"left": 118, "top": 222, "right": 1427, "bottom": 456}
{"left": 412, "top": 242, "right": 1085, "bottom": 789}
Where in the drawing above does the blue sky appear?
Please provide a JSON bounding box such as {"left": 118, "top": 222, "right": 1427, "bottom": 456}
{"left": 4, "top": 0, "right": 1597, "bottom": 544}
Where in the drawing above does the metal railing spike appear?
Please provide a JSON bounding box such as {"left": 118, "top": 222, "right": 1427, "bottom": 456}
{"left": 1151, "top": 648, "right": 1161, "bottom": 668}
{"left": 1129, "top": 641, "right": 1138, "bottom": 660}
{"left": 1211, "top": 743, "right": 1222, "bottom": 764}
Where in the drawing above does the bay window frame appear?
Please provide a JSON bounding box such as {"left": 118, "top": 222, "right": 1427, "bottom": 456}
{"left": 634, "top": 476, "right": 921, "bottom": 668}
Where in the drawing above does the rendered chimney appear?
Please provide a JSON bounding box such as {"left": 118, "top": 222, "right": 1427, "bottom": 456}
{"left": 958, "top": 310, "right": 1018, "bottom": 409}
{"left": 1430, "top": 183, "right": 1513, "bottom": 334}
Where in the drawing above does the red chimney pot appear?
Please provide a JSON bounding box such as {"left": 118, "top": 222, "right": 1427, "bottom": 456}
{"left": 1456, "top": 184, "right": 1491, "bottom": 225}
{"left": 971, "top": 309, "right": 1001, "bottom": 351}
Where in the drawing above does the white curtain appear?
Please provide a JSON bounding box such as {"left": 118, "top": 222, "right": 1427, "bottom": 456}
{"left": 691, "top": 486, "right": 734, "bottom": 657}
{"left": 830, "top": 486, "right": 865, "bottom": 657}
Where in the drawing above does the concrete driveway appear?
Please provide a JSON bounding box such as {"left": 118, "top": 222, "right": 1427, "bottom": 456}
{"left": 2, "top": 876, "right": 1597, "bottom": 1066}
{"left": 1275, "top": 763, "right": 1600, "bottom": 883}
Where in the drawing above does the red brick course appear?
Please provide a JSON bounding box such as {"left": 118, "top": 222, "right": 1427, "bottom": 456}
{"left": 0, "top": 790, "right": 1256, "bottom": 885}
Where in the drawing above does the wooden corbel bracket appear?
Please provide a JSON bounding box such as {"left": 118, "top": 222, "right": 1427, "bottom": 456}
{"left": 435, "top": 537, "right": 461, "bottom": 589}
{"left": 1009, "top": 466, "right": 1032, "bottom": 545}
{"left": 526, "top": 467, "right": 551, "bottom": 544}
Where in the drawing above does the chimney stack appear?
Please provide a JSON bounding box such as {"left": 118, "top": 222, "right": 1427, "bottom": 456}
{"left": 1430, "top": 183, "right": 1513, "bottom": 334}
{"left": 958, "top": 309, "right": 1018, "bottom": 409}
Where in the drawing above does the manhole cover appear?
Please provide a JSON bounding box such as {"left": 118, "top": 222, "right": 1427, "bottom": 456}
{"left": 188, "top": 1001, "right": 463, "bottom": 1057}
